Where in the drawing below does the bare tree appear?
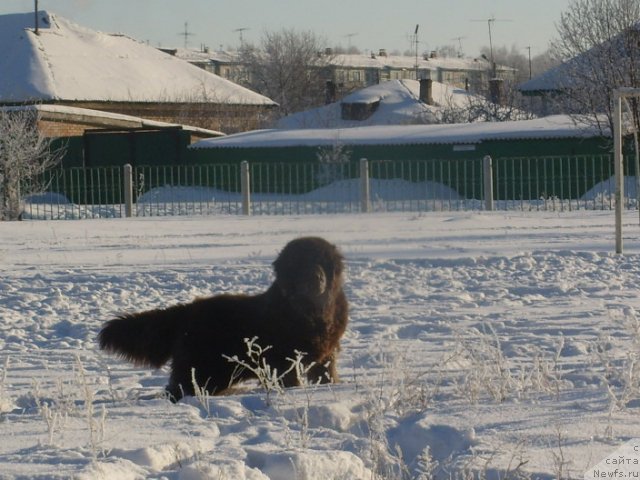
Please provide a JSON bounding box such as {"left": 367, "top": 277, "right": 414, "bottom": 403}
{"left": 436, "top": 84, "right": 535, "bottom": 124}
{"left": 551, "top": 0, "right": 640, "bottom": 135}
{"left": 435, "top": 44, "right": 460, "bottom": 58}
{"left": 238, "top": 28, "right": 332, "bottom": 117}
{"left": 0, "top": 109, "right": 64, "bottom": 220}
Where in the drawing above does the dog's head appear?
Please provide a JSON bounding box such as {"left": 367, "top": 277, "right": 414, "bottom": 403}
{"left": 272, "top": 237, "right": 344, "bottom": 312}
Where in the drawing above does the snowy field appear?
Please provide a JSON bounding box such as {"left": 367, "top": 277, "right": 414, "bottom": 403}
{"left": 2, "top": 211, "right": 640, "bottom": 479}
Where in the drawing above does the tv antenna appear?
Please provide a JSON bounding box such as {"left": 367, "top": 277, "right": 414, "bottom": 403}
{"left": 413, "top": 24, "right": 420, "bottom": 79}
{"left": 234, "top": 27, "right": 250, "bottom": 44}
{"left": 471, "top": 17, "right": 512, "bottom": 74}
{"left": 344, "top": 32, "right": 358, "bottom": 50}
{"left": 451, "top": 36, "right": 466, "bottom": 57}
{"left": 178, "top": 22, "right": 195, "bottom": 49}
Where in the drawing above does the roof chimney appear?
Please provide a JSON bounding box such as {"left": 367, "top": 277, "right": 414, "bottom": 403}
{"left": 325, "top": 80, "right": 337, "bottom": 104}
{"left": 489, "top": 78, "right": 504, "bottom": 105}
{"left": 419, "top": 78, "right": 433, "bottom": 105}
{"left": 34, "top": 0, "right": 39, "bottom": 35}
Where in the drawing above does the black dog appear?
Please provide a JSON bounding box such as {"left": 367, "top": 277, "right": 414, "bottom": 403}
{"left": 98, "top": 236, "right": 348, "bottom": 401}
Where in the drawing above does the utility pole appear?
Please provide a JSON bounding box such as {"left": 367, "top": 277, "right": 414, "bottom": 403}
{"left": 525, "top": 46, "right": 532, "bottom": 79}
{"left": 471, "top": 17, "right": 511, "bottom": 77}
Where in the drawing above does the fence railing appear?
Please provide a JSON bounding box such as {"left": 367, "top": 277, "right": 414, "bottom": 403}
{"left": 21, "top": 154, "right": 635, "bottom": 220}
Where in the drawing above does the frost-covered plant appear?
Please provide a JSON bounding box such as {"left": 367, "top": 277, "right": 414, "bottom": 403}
{"left": 223, "top": 337, "right": 326, "bottom": 449}
{"left": 362, "top": 401, "right": 408, "bottom": 480}
{"left": 522, "top": 335, "right": 566, "bottom": 400}
{"left": 38, "top": 400, "right": 65, "bottom": 446}
{"left": 0, "top": 356, "right": 10, "bottom": 412}
{"left": 451, "top": 325, "right": 516, "bottom": 403}
{"left": 550, "top": 426, "right": 572, "bottom": 480}
{"left": 415, "top": 447, "right": 438, "bottom": 480}
{"left": 315, "top": 142, "right": 351, "bottom": 186}
{"left": 590, "top": 308, "right": 640, "bottom": 420}
{"left": 189, "top": 367, "right": 212, "bottom": 417}
{"left": 75, "top": 355, "right": 107, "bottom": 458}
{"left": 0, "top": 109, "right": 64, "bottom": 221}
{"left": 223, "top": 336, "right": 315, "bottom": 406}
{"left": 450, "top": 325, "right": 568, "bottom": 404}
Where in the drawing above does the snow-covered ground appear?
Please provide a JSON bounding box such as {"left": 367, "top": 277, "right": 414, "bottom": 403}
{"left": 2, "top": 211, "right": 640, "bottom": 479}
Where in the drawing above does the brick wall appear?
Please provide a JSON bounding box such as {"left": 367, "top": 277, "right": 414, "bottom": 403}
{"left": 64, "top": 101, "right": 273, "bottom": 134}
{"left": 38, "top": 119, "right": 88, "bottom": 137}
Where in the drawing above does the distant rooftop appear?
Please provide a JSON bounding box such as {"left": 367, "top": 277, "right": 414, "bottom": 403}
{"left": 275, "top": 79, "right": 478, "bottom": 129}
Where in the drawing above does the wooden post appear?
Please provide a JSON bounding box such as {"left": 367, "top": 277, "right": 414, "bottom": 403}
{"left": 123, "top": 163, "right": 133, "bottom": 218}
{"left": 614, "top": 90, "right": 623, "bottom": 254}
{"left": 360, "top": 158, "right": 371, "bottom": 213}
{"left": 241, "top": 161, "right": 251, "bottom": 215}
{"left": 483, "top": 155, "right": 494, "bottom": 211}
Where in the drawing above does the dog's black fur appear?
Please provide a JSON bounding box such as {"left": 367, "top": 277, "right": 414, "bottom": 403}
{"left": 98, "top": 236, "right": 348, "bottom": 401}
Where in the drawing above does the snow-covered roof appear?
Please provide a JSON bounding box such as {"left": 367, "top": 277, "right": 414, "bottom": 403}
{"left": 0, "top": 11, "right": 276, "bottom": 106}
{"left": 191, "top": 115, "right": 606, "bottom": 150}
{"left": 518, "top": 60, "right": 574, "bottom": 93}
{"left": 201, "top": 49, "right": 513, "bottom": 73}
{"left": 328, "top": 52, "right": 512, "bottom": 72}
{"left": 275, "top": 79, "right": 477, "bottom": 129}
{"left": 519, "top": 25, "right": 640, "bottom": 93}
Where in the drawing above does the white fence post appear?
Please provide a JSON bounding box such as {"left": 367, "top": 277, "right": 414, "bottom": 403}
{"left": 360, "top": 158, "right": 371, "bottom": 213}
{"left": 614, "top": 91, "right": 624, "bottom": 254}
{"left": 483, "top": 155, "right": 494, "bottom": 212}
{"left": 241, "top": 160, "right": 251, "bottom": 215}
{"left": 123, "top": 163, "right": 133, "bottom": 218}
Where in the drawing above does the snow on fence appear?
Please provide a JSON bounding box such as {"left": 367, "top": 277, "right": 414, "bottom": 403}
{"left": 21, "top": 155, "right": 636, "bottom": 220}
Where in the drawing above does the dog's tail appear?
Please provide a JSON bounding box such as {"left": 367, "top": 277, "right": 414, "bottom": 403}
{"left": 98, "top": 304, "right": 187, "bottom": 368}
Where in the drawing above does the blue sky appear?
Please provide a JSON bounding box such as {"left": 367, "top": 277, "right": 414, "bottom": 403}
{"left": 2, "top": 0, "right": 570, "bottom": 56}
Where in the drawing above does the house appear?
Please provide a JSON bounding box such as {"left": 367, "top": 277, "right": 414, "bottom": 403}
{"left": 178, "top": 48, "right": 517, "bottom": 100}
{"left": 0, "top": 11, "right": 277, "bottom": 134}
{"left": 2, "top": 103, "right": 225, "bottom": 168}
{"left": 321, "top": 50, "right": 517, "bottom": 95}
{"left": 189, "top": 115, "right": 609, "bottom": 164}
{"left": 188, "top": 116, "right": 611, "bottom": 200}
{"left": 518, "top": 24, "right": 640, "bottom": 116}
{"left": 517, "top": 57, "right": 580, "bottom": 116}
{"left": 275, "top": 79, "right": 478, "bottom": 129}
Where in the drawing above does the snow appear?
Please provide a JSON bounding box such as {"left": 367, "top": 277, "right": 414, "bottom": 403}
{"left": 0, "top": 11, "right": 275, "bottom": 106}
{"left": 275, "top": 79, "right": 476, "bottom": 129}
{"left": 192, "top": 114, "right": 605, "bottom": 150}
{"left": 3, "top": 207, "right": 640, "bottom": 478}
{"left": 326, "top": 52, "right": 506, "bottom": 75}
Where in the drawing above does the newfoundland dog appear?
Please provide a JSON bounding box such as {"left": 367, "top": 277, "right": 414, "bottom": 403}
{"left": 98, "top": 236, "right": 348, "bottom": 401}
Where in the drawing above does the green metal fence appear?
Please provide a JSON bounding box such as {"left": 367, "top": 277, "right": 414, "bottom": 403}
{"left": 21, "top": 154, "right": 635, "bottom": 220}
